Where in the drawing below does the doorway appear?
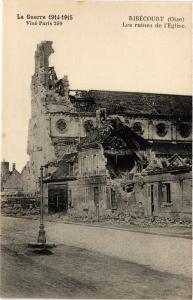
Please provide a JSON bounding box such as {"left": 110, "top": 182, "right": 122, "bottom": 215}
{"left": 94, "top": 187, "right": 99, "bottom": 219}
{"left": 48, "top": 185, "right": 68, "bottom": 213}
{"left": 151, "top": 184, "right": 154, "bottom": 214}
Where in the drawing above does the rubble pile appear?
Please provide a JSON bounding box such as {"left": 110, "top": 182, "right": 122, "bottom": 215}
{"left": 43, "top": 210, "right": 192, "bottom": 227}
{"left": 1, "top": 199, "right": 39, "bottom": 217}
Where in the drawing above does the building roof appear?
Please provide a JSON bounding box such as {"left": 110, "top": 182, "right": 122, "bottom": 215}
{"left": 70, "top": 90, "right": 192, "bottom": 119}
{"left": 3, "top": 169, "right": 22, "bottom": 191}
{"left": 60, "top": 152, "right": 78, "bottom": 163}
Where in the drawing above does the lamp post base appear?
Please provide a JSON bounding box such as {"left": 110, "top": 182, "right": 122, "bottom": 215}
{"left": 27, "top": 242, "right": 56, "bottom": 248}
{"left": 37, "top": 224, "right": 46, "bottom": 244}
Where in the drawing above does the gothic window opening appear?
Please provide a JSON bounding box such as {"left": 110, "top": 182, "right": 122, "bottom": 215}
{"left": 55, "top": 80, "right": 65, "bottom": 96}
{"left": 48, "top": 68, "right": 57, "bottom": 90}
{"left": 84, "top": 120, "right": 95, "bottom": 134}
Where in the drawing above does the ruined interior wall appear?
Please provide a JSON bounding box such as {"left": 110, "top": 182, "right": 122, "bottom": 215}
{"left": 78, "top": 148, "right": 107, "bottom": 177}
{"left": 106, "top": 178, "right": 145, "bottom": 218}
{"left": 20, "top": 162, "right": 37, "bottom": 194}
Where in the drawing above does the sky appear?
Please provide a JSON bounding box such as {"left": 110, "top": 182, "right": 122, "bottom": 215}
{"left": 2, "top": 1, "right": 192, "bottom": 172}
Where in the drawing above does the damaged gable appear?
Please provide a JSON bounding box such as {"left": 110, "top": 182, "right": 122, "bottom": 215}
{"left": 78, "top": 117, "right": 150, "bottom": 153}
{"left": 78, "top": 118, "right": 150, "bottom": 179}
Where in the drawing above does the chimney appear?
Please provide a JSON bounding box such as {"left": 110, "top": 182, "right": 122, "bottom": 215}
{"left": 12, "top": 163, "right": 16, "bottom": 171}
{"left": 1, "top": 160, "right": 10, "bottom": 178}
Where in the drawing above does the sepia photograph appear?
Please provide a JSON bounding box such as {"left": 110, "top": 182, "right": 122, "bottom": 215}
{"left": 1, "top": 1, "right": 192, "bottom": 299}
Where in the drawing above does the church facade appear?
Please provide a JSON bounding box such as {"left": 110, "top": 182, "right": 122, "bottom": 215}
{"left": 2, "top": 41, "right": 192, "bottom": 219}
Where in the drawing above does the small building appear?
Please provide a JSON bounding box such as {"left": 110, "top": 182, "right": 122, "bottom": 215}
{"left": 1, "top": 161, "right": 21, "bottom": 194}
{"left": 1, "top": 161, "right": 36, "bottom": 206}
{"left": 134, "top": 154, "right": 192, "bottom": 221}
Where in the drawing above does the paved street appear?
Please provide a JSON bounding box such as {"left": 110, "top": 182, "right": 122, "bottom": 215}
{"left": 0, "top": 216, "right": 192, "bottom": 298}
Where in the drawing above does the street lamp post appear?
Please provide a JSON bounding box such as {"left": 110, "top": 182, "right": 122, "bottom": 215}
{"left": 37, "top": 166, "right": 46, "bottom": 244}
{"left": 28, "top": 164, "right": 55, "bottom": 251}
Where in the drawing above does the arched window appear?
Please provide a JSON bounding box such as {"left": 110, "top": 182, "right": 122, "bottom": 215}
{"left": 33, "top": 123, "right": 37, "bottom": 129}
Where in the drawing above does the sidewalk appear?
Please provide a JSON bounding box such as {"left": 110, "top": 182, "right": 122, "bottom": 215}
{"left": 47, "top": 219, "right": 192, "bottom": 239}
{"left": 10, "top": 214, "right": 192, "bottom": 239}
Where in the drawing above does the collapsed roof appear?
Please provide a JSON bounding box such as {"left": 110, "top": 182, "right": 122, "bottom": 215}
{"left": 78, "top": 117, "right": 150, "bottom": 153}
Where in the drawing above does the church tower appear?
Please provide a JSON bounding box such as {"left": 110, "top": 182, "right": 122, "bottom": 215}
{"left": 27, "top": 41, "right": 75, "bottom": 191}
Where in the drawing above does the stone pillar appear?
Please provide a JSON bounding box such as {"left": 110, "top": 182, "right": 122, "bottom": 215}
{"left": 148, "top": 121, "right": 154, "bottom": 140}
{"left": 1, "top": 160, "right": 10, "bottom": 179}
{"left": 171, "top": 122, "right": 177, "bottom": 142}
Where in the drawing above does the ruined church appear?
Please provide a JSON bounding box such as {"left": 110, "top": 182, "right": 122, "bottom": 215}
{"left": 1, "top": 41, "right": 192, "bottom": 220}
